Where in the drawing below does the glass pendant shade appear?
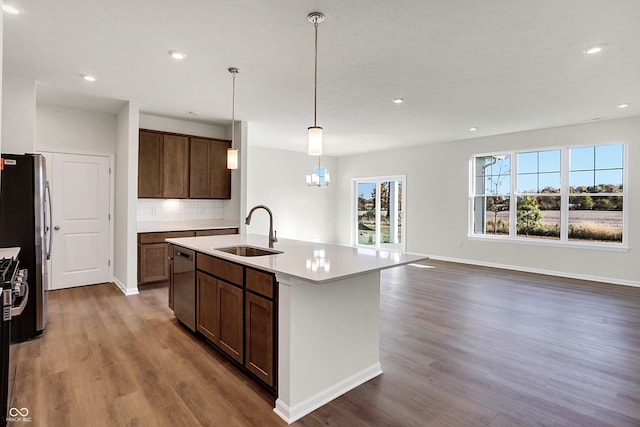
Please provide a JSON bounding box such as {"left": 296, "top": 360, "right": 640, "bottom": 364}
{"left": 308, "top": 126, "right": 323, "bottom": 156}
{"left": 227, "top": 148, "right": 239, "bottom": 170}
{"left": 305, "top": 166, "right": 330, "bottom": 187}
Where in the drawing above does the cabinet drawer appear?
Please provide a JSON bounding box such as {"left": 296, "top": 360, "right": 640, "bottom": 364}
{"left": 197, "top": 253, "right": 243, "bottom": 286}
{"left": 246, "top": 268, "right": 274, "bottom": 299}
{"left": 139, "top": 231, "right": 195, "bottom": 244}
{"left": 195, "top": 228, "right": 238, "bottom": 237}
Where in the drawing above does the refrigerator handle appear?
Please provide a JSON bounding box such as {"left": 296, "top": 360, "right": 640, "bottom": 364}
{"left": 45, "top": 181, "right": 53, "bottom": 260}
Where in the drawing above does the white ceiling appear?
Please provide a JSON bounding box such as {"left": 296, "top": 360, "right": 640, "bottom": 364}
{"left": 3, "top": 0, "right": 640, "bottom": 156}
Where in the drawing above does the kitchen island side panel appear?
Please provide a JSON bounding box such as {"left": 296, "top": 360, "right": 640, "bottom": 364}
{"left": 275, "top": 271, "right": 382, "bottom": 423}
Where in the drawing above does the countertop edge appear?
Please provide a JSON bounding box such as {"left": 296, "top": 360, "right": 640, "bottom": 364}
{"left": 166, "top": 235, "right": 429, "bottom": 285}
{"left": 137, "top": 220, "right": 239, "bottom": 233}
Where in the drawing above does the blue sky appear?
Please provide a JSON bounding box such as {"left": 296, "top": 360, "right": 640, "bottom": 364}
{"left": 482, "top": 144, "right": 623, "bottom": 194}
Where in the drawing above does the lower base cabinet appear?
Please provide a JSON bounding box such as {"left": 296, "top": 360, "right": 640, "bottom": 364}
{"left": 245, "top": 292, "right": 275, "bottom": 387}
{"left": 196, "top": 272, "right": 243, "bottom": 363}
{"left": 194, "top": 254, "right": 277, "bottom": 391}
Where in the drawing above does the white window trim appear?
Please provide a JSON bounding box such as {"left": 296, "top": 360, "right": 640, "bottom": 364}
{"left": 469, "top": 143, "right": 628, "bottom": 249}
{"left": 352, "top": 175, "right": 407, "bottom": 253}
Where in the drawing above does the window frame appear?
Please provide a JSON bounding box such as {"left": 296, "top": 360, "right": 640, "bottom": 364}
{"left": 352, "top": 175, "right": 406, "bottom": 252}
{"left": 469, "top": 143, "right": 628, "bottom": 250}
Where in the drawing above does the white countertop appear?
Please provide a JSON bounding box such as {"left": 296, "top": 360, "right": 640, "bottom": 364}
{"left": 137, "top": 219, "right": 239, "bottom": 233}
{"left": 166, "top": 234, "right": 428, "bottom": 284}
{"left": 0, "top": 247, "right": 20, "bottom": 260}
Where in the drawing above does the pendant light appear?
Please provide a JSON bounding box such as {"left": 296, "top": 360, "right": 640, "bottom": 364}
{"left": 227, "top": 67, "right": 240, "bottom": 170}
{"left": 307, "top": 12, "right": 325, "bottom": 156}
{"left": 305, "top": 157, "right": 330, "bottom": 187}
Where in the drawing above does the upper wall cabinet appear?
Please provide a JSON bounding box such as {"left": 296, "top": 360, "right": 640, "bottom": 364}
{"left": 138, "top": 131, "right": 164, "bottom": 198}
{"left": 190, "top": 138, "right": 231, "bottom": 199}
{"left": 138, "top": 130, "right": 231, "bottom": 199}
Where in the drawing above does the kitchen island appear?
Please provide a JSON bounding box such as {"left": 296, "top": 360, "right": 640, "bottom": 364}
{"left": 166, "top": 233, "right": 427, "bottom": 423}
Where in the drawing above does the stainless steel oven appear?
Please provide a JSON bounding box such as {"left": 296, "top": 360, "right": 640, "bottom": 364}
{"left": 1, "top": 249, "right": 28, "bottom": 427}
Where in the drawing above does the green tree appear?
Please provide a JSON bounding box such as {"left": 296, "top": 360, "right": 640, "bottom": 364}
{"left": 571, "top": 195, "right": 594, "bottom": 210}
{"left": 517, "top": 196, "right": 542, "bottom": 237}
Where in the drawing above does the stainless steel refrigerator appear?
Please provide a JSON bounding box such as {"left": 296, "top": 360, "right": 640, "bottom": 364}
{"left": 0, "top": 153, "right": 52, "bottom": 342}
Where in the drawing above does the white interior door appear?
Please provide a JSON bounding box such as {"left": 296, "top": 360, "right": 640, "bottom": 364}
{"left": 49, "top": 153, "right": 111, "bottom": 289}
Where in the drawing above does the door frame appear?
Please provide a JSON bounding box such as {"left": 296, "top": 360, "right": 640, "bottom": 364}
{"left": 38, "top": 149, "right": 114, "bottom": 290}
{"left": 352, "top": 175, "right": 406, "bottom": 252}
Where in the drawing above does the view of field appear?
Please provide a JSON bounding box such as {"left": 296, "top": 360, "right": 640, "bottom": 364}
{"left": 485, "top": 210, "right": 623, "bottom": 242}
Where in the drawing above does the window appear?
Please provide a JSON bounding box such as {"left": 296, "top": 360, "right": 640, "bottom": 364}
{"left": 354, "top": 176, "right": 405, "bottom": 251}
{"left": 471, "top": 144, "right": 625, "bottom": 246}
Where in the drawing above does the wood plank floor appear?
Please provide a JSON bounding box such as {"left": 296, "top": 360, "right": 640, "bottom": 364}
{"left": 8, "top": 260, "right": 640, "bottom": 426}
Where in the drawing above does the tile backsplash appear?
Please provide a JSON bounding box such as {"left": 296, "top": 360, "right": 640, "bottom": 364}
{"left": 138, "top": 199, "right": 225, "bottom": 222}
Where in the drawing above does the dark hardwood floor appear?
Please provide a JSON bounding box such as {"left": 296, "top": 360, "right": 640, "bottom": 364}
{"left": 8, "top": 260, "right": 640, "bottom": 426}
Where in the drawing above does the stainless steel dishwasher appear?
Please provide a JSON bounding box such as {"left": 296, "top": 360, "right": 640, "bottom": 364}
{"left": 172, "top": 246, "right": 196, "bottom": 331}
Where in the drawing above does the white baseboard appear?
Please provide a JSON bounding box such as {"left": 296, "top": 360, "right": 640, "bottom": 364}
{"left": 426, "top": 255, "right": 640, "bottom": 288}
{"left": 112, "top": 277, "right": 139, "bottom": 295}
{"left": 273, "top": 362, "right": 383, "bottom": 424}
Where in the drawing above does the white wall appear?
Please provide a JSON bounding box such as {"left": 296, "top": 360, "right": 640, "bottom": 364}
{"left": 246, "top": 145, "right": 337, "bottom": 243}
{"left": 114, "top": 101, "right": 140, "bottom": 295}
{"left": 336, "top": 116, "right": 640, "bottom": 286}
{"left": 1, "top": 74, "right": 35, "bottom": 154}
{"left": 36, "top": 104, "right": 117, "bottom": 154}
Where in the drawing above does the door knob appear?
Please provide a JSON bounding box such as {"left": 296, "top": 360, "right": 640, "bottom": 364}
{"left": 54, "top": 226, "right": 60, "bottom": 231}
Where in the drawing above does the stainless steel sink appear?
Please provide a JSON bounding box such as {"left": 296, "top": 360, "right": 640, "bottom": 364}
{"left": 214, "top": 245, "right": 283, "bottom": 257}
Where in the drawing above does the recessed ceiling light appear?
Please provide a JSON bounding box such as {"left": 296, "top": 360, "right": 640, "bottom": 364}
{"left": 617, "top": 103, "right": 630, "bottom": 109}
{"left": 582, "top": 116, "right": 604, "bottom": 122}
{"left": 188, "top": 111, "right": 199, "bottom": 116}
{"left": 582, "top": 45, "right": 603, "bottom": 55}
{"left": 469, "top": 127, "right": 478, "bottom": 132}
{"left": 82, "top": 75, "right": 97, "bottom": 82}
{"left": 169, "top": 50, "right": 187, "bottom": 60}
{"left": 392, "top": 98, "right": 404, "bottom": 104}
{"left": 2, "top": 4, "right": 20, "bottom": 14}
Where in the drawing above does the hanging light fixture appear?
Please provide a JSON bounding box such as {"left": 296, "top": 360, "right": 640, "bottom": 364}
{"left": 307, "top": 12, "right": 325, "bottom": 156}
{"left": 227, "top": 67, "right": 240, "bottom": 170}
{"left": 305, "top": 157, "right": 330, "bottom": 187}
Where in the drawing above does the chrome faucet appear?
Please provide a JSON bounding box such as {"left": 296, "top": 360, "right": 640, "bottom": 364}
{"left": 245, "top": 205, "right": 278, "bottom": 248}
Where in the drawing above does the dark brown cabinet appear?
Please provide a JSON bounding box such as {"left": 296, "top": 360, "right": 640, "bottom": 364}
{"left": 138, "top": 129, "right": 231, "bottom": 199}
{"left": 189, "top": 138, "right": 231, "bottom": 199}
{"left": 138, "top": 131, "right": 163, "bottom": 198}
{"left": 139, "top": 242, "right": 169, "bottom": 283}
{"left": 245, "top": 268, "right": 276, "bottom": 387}
{"left": 162, "top": 134, "right": 190, "bottom": 198}
{"left": 195, "top": 255, "right": 277, "bottom": 390}
{"left": 138, "top": 229, "right": 238, "bottom": 286}
{"left": 197, "top": 254, "right": 244, "bottom": 363}
{"left": 138, "top": 231, "right": 194, "bottom": 284}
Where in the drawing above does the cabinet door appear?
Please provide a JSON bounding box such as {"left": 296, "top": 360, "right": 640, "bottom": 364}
{"left": 218, "top": 281, "right": 244, "bottom": 363}
{"left": 138, "top": 131, "right": 163, "bottom": 198}
{"left": 139, "top": 243, "right": 169, "bottom": 283}
{"left": 163, "top": 134, "right": 190, "bottom": 198}
{"left": 245, "top": 292, "right": 275, "bottom": 387}
{"left": 197, "top": 272, "right": 219, "bottom": 343}
{"left": 209, "top": 139, "right": 231, "bottom": 199}
{"left": 189, "top": 137, "right": 210, "bottom": 198}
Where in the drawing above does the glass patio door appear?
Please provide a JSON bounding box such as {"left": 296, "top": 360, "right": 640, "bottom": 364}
{"left": 354, "top": 177, "right": 405, "bottom": 252}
